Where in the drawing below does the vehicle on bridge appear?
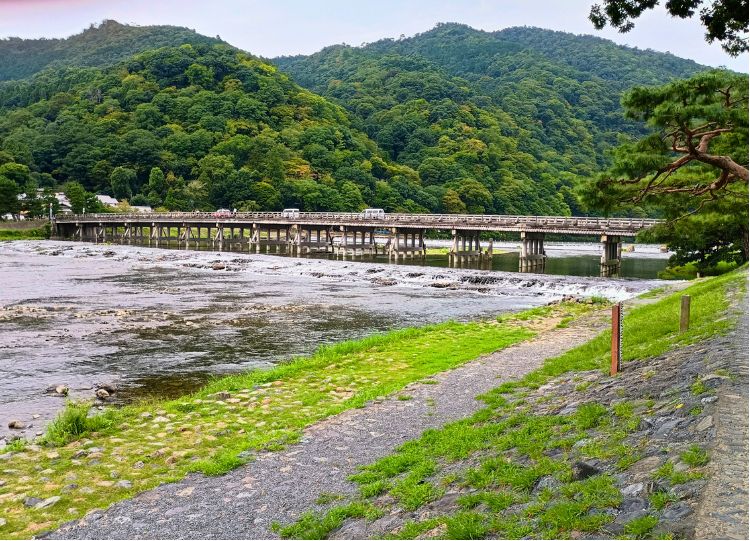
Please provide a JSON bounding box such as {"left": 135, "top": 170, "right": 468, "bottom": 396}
{"left": 362, "top": 208, "right": 385, "bottom": 220}
{"left": 213, "top": 208, "right": 232, "bottom": 218}
{"left": 282, "top": 208, "right": 300, "bottom": 219}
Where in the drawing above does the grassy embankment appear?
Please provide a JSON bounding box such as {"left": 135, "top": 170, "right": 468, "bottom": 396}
{"left": 0, "top": 221, "right": 50, "bottom": 240}
{"left": 275, "top": 268, "right": 746, "bottom": 540}
{"left": 0, "top": 300, "right": 597, "bottom": 539}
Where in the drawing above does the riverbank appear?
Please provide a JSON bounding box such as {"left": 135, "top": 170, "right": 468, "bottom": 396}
{"left": 0, "top": 221, "right": 49, "bottom": 240}
{"left": 0, "top": 241, "right": 669, "bottom": 440}
{"left": 269, "top": 268, "right": 747, "bottom": 540}
{"left": 1, "top": 298, "right": 604, "bottom": 538}
{"left": 43, "top": 269, "right": 745, "bottom": 540}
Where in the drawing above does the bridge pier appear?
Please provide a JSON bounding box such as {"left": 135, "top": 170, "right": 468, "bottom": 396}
{"left": 294, "top": 226, "right": 332, "bottom": 255}
{"left": 449, "top": 229, "right": 492, "bottom": 266}
{"left": 600, "top": 235, "right": 622, "bottom": 277}
{"left": 336, "top": 226, "right": 377, "bottom": 258}
{"left": 519, "top": 231, "right": 546, "bottom": 273}
{"left": 387, "top": 228, "right": 426, "bottom": 260}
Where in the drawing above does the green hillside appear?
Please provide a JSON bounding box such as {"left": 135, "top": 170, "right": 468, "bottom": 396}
{"left": 0, "top": 43, "right": 418, "bottom": 213}
{"left": 0, "top": 22, "right": 709, "bottom": 216}
{"left": 274, "top": 23, "right": 706, "bottom": 215}
{"left": 0, "top": 20, "right": 222, "bottom": 82}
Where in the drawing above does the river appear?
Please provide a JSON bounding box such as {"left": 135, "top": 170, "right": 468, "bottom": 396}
{"left": 0, "top": 240, "right": 670, "bottom": 439}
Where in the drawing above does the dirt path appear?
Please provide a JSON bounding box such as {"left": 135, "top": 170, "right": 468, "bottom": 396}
{"left": 694, "top": 293, "right": 749, "bottom": 540}
{"left": 50, "top": 310, "right": 610, "bottom": 539}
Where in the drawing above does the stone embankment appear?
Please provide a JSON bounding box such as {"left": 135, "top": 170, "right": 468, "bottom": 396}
{"left": 42, "top": 289, "right": 750, "bottom": 539}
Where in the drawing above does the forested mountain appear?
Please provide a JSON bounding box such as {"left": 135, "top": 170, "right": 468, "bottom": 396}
{"left": 0, "top": 20, "right": 222, "bottom": 82}
{"left": 274, "top": 23, "right": 706, "bottom": 215}
{"left": 0, "top": 43, "right": 419, "bottom": 213}
{"left": 0, "top": 22, "right": 710, "bottom": 216}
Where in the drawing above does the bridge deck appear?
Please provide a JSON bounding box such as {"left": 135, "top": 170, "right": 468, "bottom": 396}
{"left": 53, "top": 212, "right": 660, "bottom": 236}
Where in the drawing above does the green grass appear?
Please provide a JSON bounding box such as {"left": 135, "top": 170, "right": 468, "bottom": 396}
{"left": 623, "top": 515, "right": 659, "bottom": 538}
{"left": 272, "top": 501, "right": 382, "bottom": 539}
{"left": 42, "top": 401, "right": 117, "bottom": 446}
{"left": 691, "top": 378, "right": 709, "bottom": 395}
{"left": 273, "top": 269, "right": 745, "bottom": 539}
{"left": 680, "top": 445, "right": 710, "bottom": 467}
{"left": 650, "top": 490, "right": 678, "bottom": 511}
{"left": 0, "top": 225, "right": 50, "bottom": 240}
{"left": 0, "top": 302, "right": 573, "bottom": 539}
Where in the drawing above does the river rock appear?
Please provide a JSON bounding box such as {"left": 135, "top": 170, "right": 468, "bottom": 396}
{"left": 572, "top": 461, "right": 600, "bottom": 480}
{"left": 622, "top": 483, "right": 645, "bottom": 497}
{"left": 95, "top": 388, "right": 110, "bottom": 399}
{"left": 7, "top": 420, "right": 25, "bottom": 430}
{"left": 701, "top": 395, "right": 718, "bottom": 405}
{"left": 0, "top": 518, "right": 5, "bottom": 527}
{"left": 37, "top": 496, "right": 62, "bottom": 509}
{"left": 23, "top": 497, "right": 42, "bottom": 508}
{"left": 695, "top": 415, "right": 714, "bottom": 431}
{"left": 115, "top": 480, "right": 133, "bottom": 489}
{"left": 662, "top": 501, "right": 692, "bottom": 521}
{"left": 96, "top": 383, "right": 117, "bottom": 394}
{"left": 211, "top": 262, "right": 226, "bottom": 270}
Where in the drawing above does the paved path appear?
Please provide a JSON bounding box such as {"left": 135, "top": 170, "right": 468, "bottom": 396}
{"left": 51, "top": 313, "right": 608, "bottom": 539}
{"left": 694, "top": 293, "right": 749, "bottom": 540}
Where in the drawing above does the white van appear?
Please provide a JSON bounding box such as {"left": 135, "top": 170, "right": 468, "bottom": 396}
{"left": 281, "top": 208, "right": 300, "bottom": 219}
{"left": 362, "top": 208, "right": 386, "bottom": 220}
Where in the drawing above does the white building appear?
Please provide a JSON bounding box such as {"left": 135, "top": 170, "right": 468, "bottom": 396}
{"left": 96, "top": 194, "right": 119, "bottom": 207}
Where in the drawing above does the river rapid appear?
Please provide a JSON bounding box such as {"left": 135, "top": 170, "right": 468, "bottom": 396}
{"left": 0, "top": 240, "right": 670, "bottom": 439}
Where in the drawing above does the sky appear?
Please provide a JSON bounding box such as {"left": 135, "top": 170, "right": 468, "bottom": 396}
{"left": 0, "top": 0, "right": 747, "bottom": 71}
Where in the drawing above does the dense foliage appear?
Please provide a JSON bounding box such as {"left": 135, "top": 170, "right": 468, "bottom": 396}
{"left": 0, "top": 22, "right": 710, "bottom": 216}
{"left": 274, "top": 23, "right": 705, "bottom": 215}
{"left": 0, "top": 20, "right": 222, "bottom": 82}
{"left": 584, "top": 70, "right": 749, "bottom": 270}
{"left": 0, "top": 43, "right": 426, "bottom": 213}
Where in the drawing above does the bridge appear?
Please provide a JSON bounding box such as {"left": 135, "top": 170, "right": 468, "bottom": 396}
{"left": 52, "top": 212, "right": 662, "bottom": 276}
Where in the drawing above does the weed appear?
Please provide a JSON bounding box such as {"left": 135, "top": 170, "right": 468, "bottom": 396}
{"left": 444, "top": 512, "right": 489, "bottom": 539}
{"left": 43, "top": 401, "right": 116, "bottom": 446}
{"left": 274, "top": 501, "right": 382, "bottom": 539}
{"left": 397, "top": 394, "right": 412, "bottom": 401}
{"left": 650, "top": 491, "right": 678, "bottom": 511}
{"left": 623, "top": 515, "right": 659, "bottom": 538}
{"left": 680, "top": 445, "right": 709, "bottom": 467}
{"left": 315, "top": 492, "right": 345, "bottom": 505}
{"left": 691, "top": 378, "right": 709, "bottom": 396}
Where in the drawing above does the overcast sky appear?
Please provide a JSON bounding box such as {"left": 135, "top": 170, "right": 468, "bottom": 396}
{"left": 0, "top": 0, "right": 746, "bottom": 71}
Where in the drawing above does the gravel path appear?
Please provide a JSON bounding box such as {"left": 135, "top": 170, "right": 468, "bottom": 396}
{"left": 694, "top": 293, "right": 749, "bottom": 540}
{"left": 50, "top": 312, "right": 609, "bottom": 539}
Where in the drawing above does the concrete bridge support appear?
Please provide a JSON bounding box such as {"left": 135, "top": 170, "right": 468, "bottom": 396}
{"left": 250, "top": 224, "right": 292, "bottom": 254}
{"left": 519, "top": 231, "right": 546, "bottom": 273}
{"left": 600, "top": 235, "right": 622, "bottom": 277}
{"left": 336, "top": 226, "right": 377, "bottom": 258}
{"left": 449, "top": 229, "right": 493, "bottom": 267}
{"left": 294, "top": 226, "right": 332, "bottom": 254}
{"left": 387, "top": 228, "right": 426, "bottom": 260}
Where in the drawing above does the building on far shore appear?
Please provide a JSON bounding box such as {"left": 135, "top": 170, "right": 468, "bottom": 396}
{"left": 96, "top": 195, "right": 119, "bottom": 207}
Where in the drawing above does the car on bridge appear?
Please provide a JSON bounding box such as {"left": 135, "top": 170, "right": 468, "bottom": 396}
{"left": 362, "top": 208, "right": 386, "bottom": 220}
{"left": 282, "top": 208, "right": 300, "bottom": 219}
{"left": 213, "top": 208, "right": 232, "bottom": 218}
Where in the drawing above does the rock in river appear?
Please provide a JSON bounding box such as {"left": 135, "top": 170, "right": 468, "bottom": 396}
{"left": 8, "top": 420, "right": 25, "bottom": 429}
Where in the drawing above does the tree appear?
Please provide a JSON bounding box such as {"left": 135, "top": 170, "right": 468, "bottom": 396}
{"left": 0, "top": 176, "right": 19, "bottom": 217}
{"left": 442, "top": 189, "right": 467, "bottom": 214}
{"left": 110, "top": 166, "right": 136, "bottom": 200}
{"left": 585, "top": 70, "right": 748, "bottom": 216}
{"left": 589, "top": 0, "right": 749, "bottom": 55}
{"left": 63, "top": 181, "right": 100, "bottom": 214}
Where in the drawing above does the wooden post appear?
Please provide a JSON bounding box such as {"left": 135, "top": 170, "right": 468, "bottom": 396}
{"left": 680, "top": 295, "right": 691, "bottom": 333}
{"left": 611, "top": 302, "right": 622, "bottom": 376}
